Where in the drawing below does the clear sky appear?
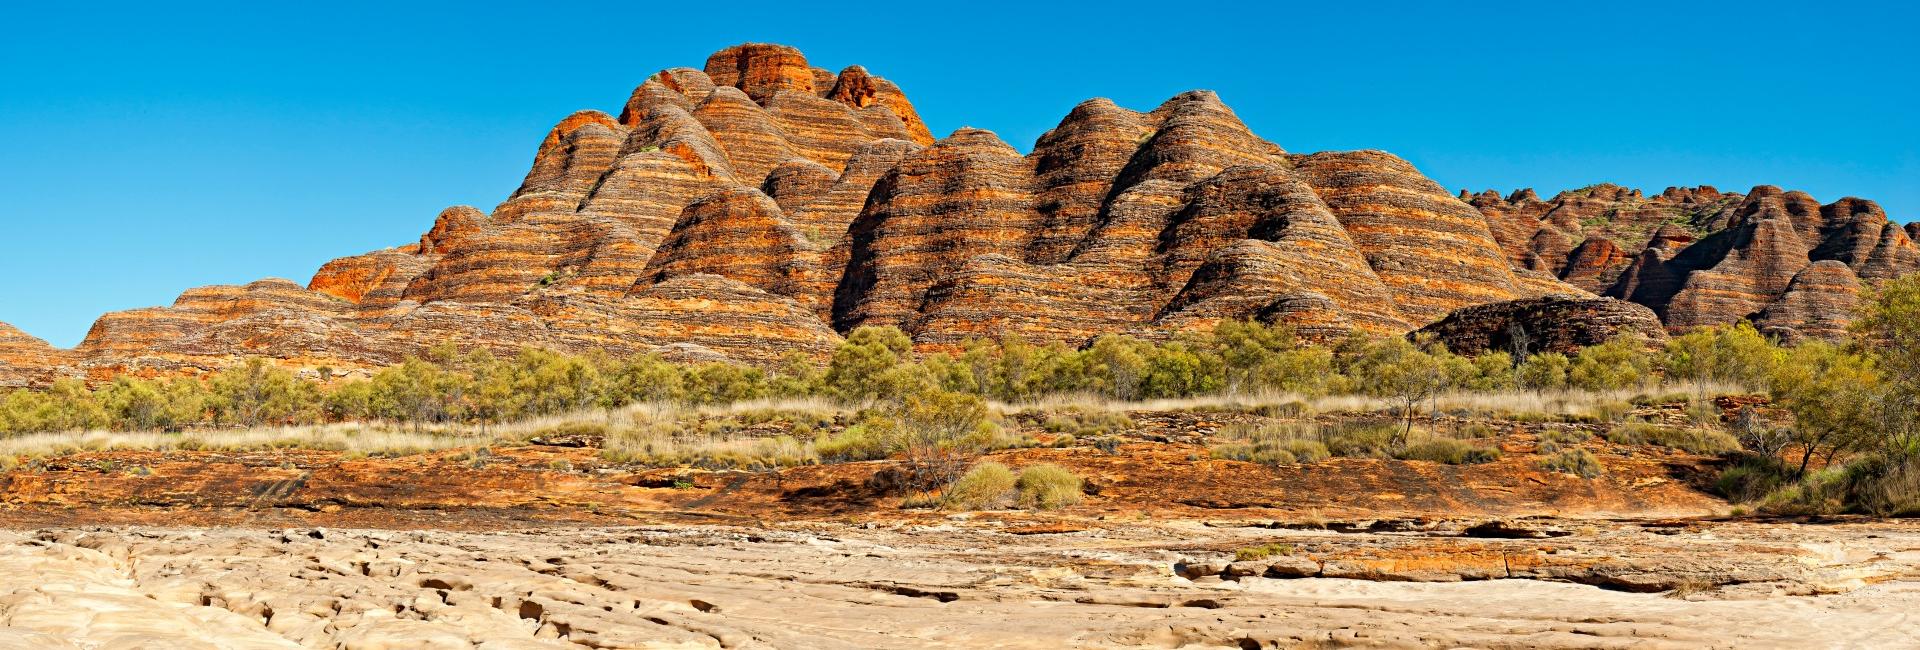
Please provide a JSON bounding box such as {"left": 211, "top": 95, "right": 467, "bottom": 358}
{"left": 2, "top": 1, "right": 1914, "bottom": 347}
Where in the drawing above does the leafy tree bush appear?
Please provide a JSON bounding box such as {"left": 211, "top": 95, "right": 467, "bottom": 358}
{"left": 823, "top": 326, "right": 914, "bottom": 402}
{"left": 1516, "top": 352, "right": 1571, "bottom": 391}
{"left": 1568, "top": 336, "right": 1655, "bottom": 391}
{"left": 211, "top": 358, "right": 315, "bottom": 427}
{"left": 1662, "top": 322, "right": 1778, "bottom": 390}
{"left": 1768, "top": 341, "right": 1881, "bottom": 473}
{"left": 1349, "top": 336, "right": 1451, "bottom": 447}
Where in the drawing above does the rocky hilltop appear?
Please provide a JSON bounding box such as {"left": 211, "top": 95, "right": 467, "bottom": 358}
{"left": 0, "top": 44, "right": 1910, "bottom": 384}
{"left": 1465, "top": 184, "right": 1917, "bottom": 341}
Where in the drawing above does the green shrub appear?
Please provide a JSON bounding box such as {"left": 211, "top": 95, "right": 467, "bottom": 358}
{"left": 1568, "top": 336, "right": 1655, "bottom": 391}
{"left": 1603, "top": 422, "right": 1739, "bottom": 455}
{"left": 1397, "top": 438, "right": 1502, "bottom": 465}
{"left": 1757, "top": 452, "right": 1920, "bottom": 517}
{"left": 1015, "top": 464, "right": 1084, "bottom": 510}
{"left": 1540, "top": 448, "right": 1603, "bottom": 478}
{"left": 1234, "top": 543, "right": 1295, "bottom": 562}
{"left": 942, "top": 462, "right": 1017, "bottom": 510}
{"left": 1516, "top": 352, "right": 1571, "bottom": 391}
{"left": 814, "top": 424, "right": 889, "bottom": 462}
{"left": 1714, "top": 455, "right": 1793, "bottom": 503}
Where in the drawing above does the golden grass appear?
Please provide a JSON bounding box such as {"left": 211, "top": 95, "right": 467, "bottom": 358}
{"left": 0, "top": 424, "right": 486, "bottom": 460}
{"left": 0, "top": 381, "right": 1746, "bottom": 465}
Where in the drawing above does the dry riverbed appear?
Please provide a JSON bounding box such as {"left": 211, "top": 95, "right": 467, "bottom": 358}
{"left": 1, "top": 516, "right": 1916, "bottom": 649}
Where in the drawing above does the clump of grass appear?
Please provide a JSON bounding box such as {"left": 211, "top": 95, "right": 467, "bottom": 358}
{"left": 1015, "top": 464, "right": 1084, "bottom": 510}
{"left": 1684, "top": 400, "right": 1724, "bottom": 427}
{"left": 1757, "top": 453, "right": 1920, "bottom": 517}
{"left": 1630, "top": 392, "right": 1693, "bottom": 407}
{"left": 0, "top": 426, "right": 485, "bottom": 460}
{"left": 814, "top": 425, "right": 888, "bottom": 462}
{"left": 1253, "top": 400, "right": 1310, "bottom": 418}
{"left": 899, "top": 492, "right": 942, "bottom": 510}
{"left": 530, "top": 421, "right": 609, "bottom": 440}
{"left": 1603, "top": 422, "right": 1739, "bottom": 455}
{"left": 1321, "top": 422, "right": 1400, "bottom": 458}
{"left": 1536, "top": 428, "right": 1592, "bottom": 454}
{"left": 1540, "top": 448, "right": 1603, "bottom": 478}
{"left": 1452, "top": 422, "right": 1499, "bottom": 439}
{"left": 1714, "top": 454, "right": 1793, "bottom": 503}
{"left": 1039, "top": 409, "right": 1134, "bottom": 438}
{"left": 941, "top": 462, "right": 1017, "bottom": 510}
{"left": 1209, "top": 439, "right": 1330, "bottom": 466}
{"left": 1234, "top": 542, "right": 1296, "bottom": 562}
{"left": 1209, "top": 422, "right": 1331, "bottom": 465}
{"left": 1591, "top": 401, "right": 1634, "bottom": 423}
{"left": 1397, "top": 438, "right": 1501, "bottom": 465}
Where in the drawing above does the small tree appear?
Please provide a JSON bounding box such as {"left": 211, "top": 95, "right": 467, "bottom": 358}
{"left": 1353, "top": 337, "right": 1450, "bottom": 449}
{"left": 1516, "top": 351, "right": 1571, "bottom": 392}
{"left": 99, "top": 376, "right": 167, "bottom": 431}
{"left": 824, "top": 326, "right": 913, "bottom": 402}
{"left": 1085, "top": 334, "right": 1151, "bottom": 401}
{"left": 371, "top": 357, "right": 452, "bottom": 429}
{"left": 1853, "top": 273, "right": 1920, "bottom": 451}
{"left": 1663, "top": 322, "right": 1778, "bottom": 392}
{"left": 210, "top": 358, "right": 312, "bottom": 427}
{"left": 1569, "top": 335, "right": 1655, "bottom": 391}
{"left": 1769, "top": 341, "right": 1881, "bottom": 474}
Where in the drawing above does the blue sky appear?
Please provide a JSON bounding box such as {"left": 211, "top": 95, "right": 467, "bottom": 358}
{"left": 2, "top": 1, "right": 1914, "bottom": 347}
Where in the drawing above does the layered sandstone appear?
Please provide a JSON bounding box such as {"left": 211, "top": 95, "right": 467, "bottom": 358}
{"left": 1752, "top": 260, "right": 1861, "bottom": 342}
{"left": 1467, "top": 184, "right": 1918, "bottom": 335}
{"left": 0, "top": 43, "right": 1903, "bottom": 386}
{"left": 0, "top": 323, "right": 72, "bottom": 388}
{"left": 1413, "top": 296, "right": 1669, "bottom": 355}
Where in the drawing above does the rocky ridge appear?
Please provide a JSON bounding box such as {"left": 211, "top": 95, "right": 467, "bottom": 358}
{"left": 1464, "top": 184, "right": 1917, "bottom": 341}
{"left": 0, "top": 44, "right": 1908, "bottom": 385}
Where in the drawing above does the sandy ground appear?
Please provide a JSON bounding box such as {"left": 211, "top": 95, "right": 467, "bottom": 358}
{"left": 0, "top": 517, "right": 1915, "bottom": 649}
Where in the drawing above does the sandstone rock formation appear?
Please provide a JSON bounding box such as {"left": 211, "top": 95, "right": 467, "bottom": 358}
{"left": 1412, "top": 296, "right": 1669, "bottom": 355}
{"left": 0, "top": 44, "right": 1903, "bottom": 386}
{"left": 0, "top": 323, "right": 72, "bottom": 388}
{"left": 1465, "top": 184, "right": 1918, "bottom": 335}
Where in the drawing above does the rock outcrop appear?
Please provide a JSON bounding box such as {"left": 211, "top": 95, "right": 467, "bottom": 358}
{"left": 0, "top": 43, "right": 1904, "bottom": 386}
{"left": 1413, "top": 296, "right": 1669, "bottom": 355}
{"left": 1752, "top": 260, "right": 1861, "bottom": 342}
{"left": 1466, "top": 184, "right": 1918, "bottom": 335}
{"left": 0, "top": 323, "right": 72, "bottom": 388}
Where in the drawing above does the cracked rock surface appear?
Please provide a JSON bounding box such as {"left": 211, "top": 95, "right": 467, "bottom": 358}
{"left": 2, "top": 518, "right": 1917, "bottom": 648}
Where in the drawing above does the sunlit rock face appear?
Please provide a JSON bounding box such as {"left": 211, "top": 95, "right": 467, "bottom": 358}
{"left": 1464, "top": 184, "right": 1918, "bottom": 333}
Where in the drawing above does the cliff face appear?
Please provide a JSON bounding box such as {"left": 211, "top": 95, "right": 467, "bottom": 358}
{"left": 0, "top": 43, "right": 1903, "bottom": 384}
{"left": 1463, "top": 184, "right": 1917, "bottom": 339}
